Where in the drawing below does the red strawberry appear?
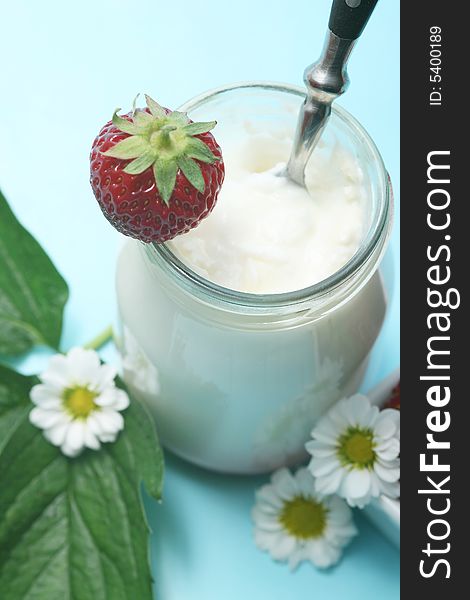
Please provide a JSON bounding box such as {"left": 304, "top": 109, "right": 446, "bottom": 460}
{"left": 385, "top": 382, "right": 400, "bottom": 410}
{"left": 90, "top": 95, "right": 224, "bottom": 243}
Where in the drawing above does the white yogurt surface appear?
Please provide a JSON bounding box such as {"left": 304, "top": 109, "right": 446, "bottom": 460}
{"left": 169, "top": 130, "right": 366, "bottom": 294}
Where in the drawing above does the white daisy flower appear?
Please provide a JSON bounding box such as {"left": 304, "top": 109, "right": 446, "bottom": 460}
{"left": 29, "top": 347, "right": 129, "bottom": 457}
{"left": 252, "top": 467, "right": 357, "bottom": 570}
{"left": 306, "top": 394, "right": 400, "bottom": 508}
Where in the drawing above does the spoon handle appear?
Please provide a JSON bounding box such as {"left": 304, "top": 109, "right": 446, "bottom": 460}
{"left": 286, "top": 0, "right": 380, "bottom": 186}
{"left": 305, "top": 0, "right": 380, "bottom": 98}
{"left": 329, "top": 0, "right": 379, "bottom": 41}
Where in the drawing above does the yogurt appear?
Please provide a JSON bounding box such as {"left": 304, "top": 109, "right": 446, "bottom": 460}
{"left": 169, "top": 127, "right": 366, "bottom": 294}
{"left": 116, "top": 83, "right": 392, "bottom": 474}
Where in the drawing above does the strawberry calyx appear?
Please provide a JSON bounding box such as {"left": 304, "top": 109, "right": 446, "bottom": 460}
{"left": 102, "top": 94, "right": 219, "bottom": 204}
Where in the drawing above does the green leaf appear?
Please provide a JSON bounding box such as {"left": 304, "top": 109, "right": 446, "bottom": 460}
{"left": 0, "top": 365, "right": 37, "bottom": 455}
{"left": 133, "top": 110, "right": 154, "bottom": 127}
{"left": 113, "top": 377, "right": 164, "bottom": 500}
{"left": 0, "top": 190, "right": 69, "bottom": 355}
{"left": 169, "top": 111, "right": 190, "bottom": 126}
{"left": 153, "top": 159, "right": 177, "bottom": 205}
{"left": 123, "top": 151, "right": 156, "bottom": 175}
{"left": 144, "top": 95, "right": 166, "bottom": 119}
{"left": 177, "top": 156, "right": 205, "bottom": 193}
{"left": 0, "top": 372, "right": 164, "bottom": 600}
{"left": 103, "top": 135, "right": 150, "bottom": 160}
{"left": 182, "top": 120, "right": 217, "bottom": 136}
{"left": 132, "top": 93, "right": 141, "bottom": 113}
{"left": 185, "top": 137, "right": 218, "bottom": 164}
{"left": 111, "top": 109, "right": 141, "bottom": 135}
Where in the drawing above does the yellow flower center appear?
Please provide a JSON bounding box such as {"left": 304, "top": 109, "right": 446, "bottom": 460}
{"left": 338, "top": 427, "right": 376, "bottom": 468}
{"left": 63, "top": 386, "right": 98, "bottom": 419}
{"left": 279, "top": 496, "right": 327, "bottom": 540}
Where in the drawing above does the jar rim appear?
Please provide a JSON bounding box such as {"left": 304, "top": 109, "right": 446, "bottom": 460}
{"left": 147, "top": 81, "right": 392, "bottom": 310}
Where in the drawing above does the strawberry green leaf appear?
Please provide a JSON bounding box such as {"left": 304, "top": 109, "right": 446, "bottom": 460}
{"left": 103, "top": 135, "right": 150, "bottom": 160}
{"left": 110, "top": 109, "right": 141, "bottom": 135}
{"left": 182, "top": 121, "right": 217, "bottom": 136}
{"left": 0, "top": 189, "right": 69, "bottom": 355}
{"left": 185, "top": 137, "right": 218, "bottom": 164}
{"left": 169, "top": 111, "right": 190, "bottom": 126}
{"left": 153, "top": 160, "right": 177, "bottom": 205}
{"left": 0, "top": 371, "right": 164, "bottom": 600}
{"left": 124, "top": 151, "right": 156, "bottom": 175}
{"left": 132, "top": 93, "right": 140, "bottom": 113}
{"left": 177, "top": 156, "right": 205, "bottom": 193}
{"left": 144, "top": 95, "right": 166, "bottom": 119}
{"left": 133, "top": 110, "right": 154, "bottom": 127}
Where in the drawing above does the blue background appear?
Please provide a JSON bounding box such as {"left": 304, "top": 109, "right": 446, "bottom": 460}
{"left": 1, "top": 1, "right": 400, "bottom": 598}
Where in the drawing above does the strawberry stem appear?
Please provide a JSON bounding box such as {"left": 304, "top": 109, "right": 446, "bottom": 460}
{"left": 158, "top": 125, "right": 177, "bottom": 149}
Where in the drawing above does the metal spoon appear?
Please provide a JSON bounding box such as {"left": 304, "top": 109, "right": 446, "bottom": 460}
{"left": 285, "top": 0, "right": 380, "bottom": 187}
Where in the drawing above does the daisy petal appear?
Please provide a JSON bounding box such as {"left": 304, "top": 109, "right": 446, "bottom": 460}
{"left": 252, "top": 506, "right": 283, "bottom": 532}
{"left": 378, "top": 479, "right": 400, "bottom": 499}
{"left": 327, "top": 496, "right": 354, "bottom": 526}
{"left": 374, "top": 461, "right": 400, "bottom": 483}
{"left": 94, "top": 363, "right": 118, "bottom": 392}
{"left": 84, "top": 428, "right": 101, "bottom": 450}
{"left": 313, "top": 467, "right": 344, "bottom": 496}
{"left": 61, "top": 439, "right": 82, "bottom": 457}
{"left": 66, "top": 420, "right": 86, "bottom": 452}
{"left": 256, "top": 485, "right": 283, "bottom": 509}
{"left": 376, "top": 437, "right": 400, "bottom": 460}
{"left": 43, "top": 421, "right": 72, "bottom": 447}
{"left": 40, "top": 355, "right": 71, "bottom": 388}
{"left": 67, "top": 347, "right": 101, "bottom": 383}
{"left": 307, "top": 539, "right": 341, "bottom": 569}
{"left": 345, "top": 394, "right": 373, "bottom": 427}
{"left": 29, "top": 407, "right": 67, "bottom": 429}
{"left": 311, "top": 417, "right": 340, "bottom": 444}
{"left": 295, "top": 468, "right": 317, "bottom": 498}
{"left": 309, "top": 455, "right": 341, "bottom": 478}
{"left": 113, "top": 389, "right": 130, "bottom": 410}
{"left": 254, "top": 528, "right": 280, "bottom": 551}
{"left": 30, "top": 384, "right": 62, "bottom": 409}
{"left": 95, "top": 389, "right": 119, "bottom": 407}
{"left": 271, "top": 468, "right": 298, "bottom": 499}
{"left": 255, "top": 501, "right": 281, "bottom": 516}
{"left": 269, "top": 534, "right": 296, "bottom": 561}
{"left": 93, "top": 409, "right": 124, "bottom": 435}
{"left": 341, "top": 469, "right": 372, "bottom": 502}
{"left": 288, "top": 548, "right": 306, "bottom": 571}
{"left": 374, "top": 412, "right": 398, "bottom": 439}
{"left": 86, "top": 413, "right": 104, "bottom": 436}
{"left": 305, "top": 439, "right": 335, "bottom": 458}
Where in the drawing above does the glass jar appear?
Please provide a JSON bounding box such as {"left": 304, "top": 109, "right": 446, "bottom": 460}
{"left": 116, "top": 82, "right": 393, "bottom": 474}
